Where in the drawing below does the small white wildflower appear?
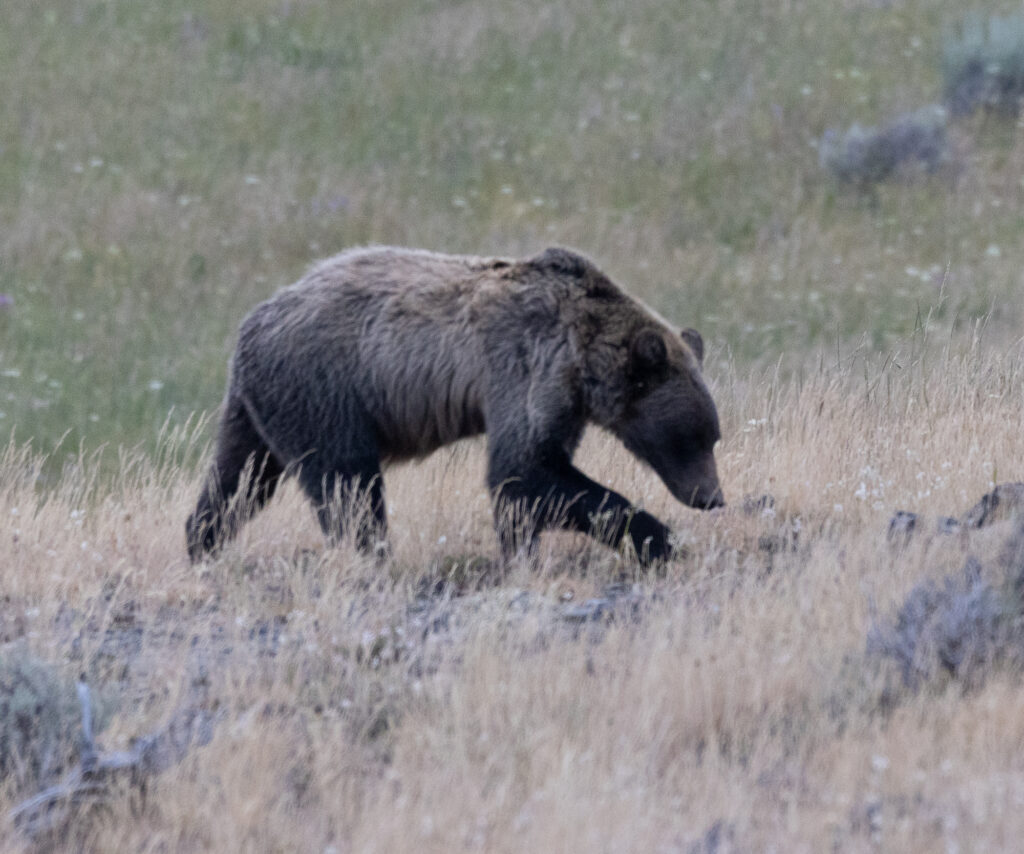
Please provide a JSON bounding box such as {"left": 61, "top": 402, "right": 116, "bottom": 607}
{"left": 451, "top": 197, "right": 467, "bottom": 208}
{"left": 437, "top": 535, "right": 447, "bottom": 545}
{"left": 871, "top": 754, "right": 890, "bottom": 771}
{"left": 244, "top": 174, "right": 261, "bottom": 185}
{"left": 800, "top": 85, "right": 813, "bottom": 96}
{"left": 148, "top": 380, "right": 164, "bottom": 391}
{"left": 986, "top": 244, "right": 1001, "bottom": 258}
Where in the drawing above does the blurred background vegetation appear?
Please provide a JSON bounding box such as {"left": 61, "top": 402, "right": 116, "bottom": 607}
{"left": 2, "top": 0, "right": 1023, "bottom": 472}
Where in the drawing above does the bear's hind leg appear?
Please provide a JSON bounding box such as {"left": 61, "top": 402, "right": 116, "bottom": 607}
{"left": 186, "top": 396, "right": 283, "bottom": 561}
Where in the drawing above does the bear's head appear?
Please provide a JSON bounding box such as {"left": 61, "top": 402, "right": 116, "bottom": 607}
{"left": 615, "top": 326, "right": 724, "bottom": 510}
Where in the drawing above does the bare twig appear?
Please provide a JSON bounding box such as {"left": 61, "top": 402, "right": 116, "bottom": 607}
{"left": 8, "top": 680, "right": 218, "bottom": 840}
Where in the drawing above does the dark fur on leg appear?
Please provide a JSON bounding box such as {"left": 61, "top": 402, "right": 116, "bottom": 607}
{"left": 488, "top": 448, "right": 674, "bottom": 567}
{"left": 186, "top": 397, "right": 283, "bottom": 561}
{"left": 299, "top": 462, "right": 388, "bottom": 554}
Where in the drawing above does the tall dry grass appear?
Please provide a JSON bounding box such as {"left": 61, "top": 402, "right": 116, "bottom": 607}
{"left": 1, "top": 331, "right": 1022, "bottom": 852}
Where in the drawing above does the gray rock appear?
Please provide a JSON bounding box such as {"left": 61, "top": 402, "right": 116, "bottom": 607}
{"left": 559, "top": 583, "right": 646, "bottom": 624}
{"left": 887, "top": 510, "right": 918, "bottom": 545}
{"left": 561, "top": 599, "right": 613, "bottom": 623}
{"left": 741, "top": 493, "right": 776, "bottom": 517}
{"left": 962, "top": 483, "right": 1024, "bottom": 528}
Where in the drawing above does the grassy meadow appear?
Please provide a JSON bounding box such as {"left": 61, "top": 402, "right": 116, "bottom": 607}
{"left": 2, "top": 0, "right": 1024, "bottom": 850}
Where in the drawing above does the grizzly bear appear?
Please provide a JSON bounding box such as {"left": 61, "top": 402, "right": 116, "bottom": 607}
{"left": 186, "top": 246, "right": 724, "bottom": 564}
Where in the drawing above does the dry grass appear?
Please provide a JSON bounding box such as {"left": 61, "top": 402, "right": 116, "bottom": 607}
{"left": 1, "top": 335, "right": 1022, "bottom": 852}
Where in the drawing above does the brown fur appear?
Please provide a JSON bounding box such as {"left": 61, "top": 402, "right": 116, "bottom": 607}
{"left": 186, "top": 246, "right": 723, "bottom": 563}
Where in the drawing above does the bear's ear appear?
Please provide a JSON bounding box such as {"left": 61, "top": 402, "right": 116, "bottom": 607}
{"left": 630, "top": 328, "right": 668, "bottom": 374}
{"left": 531, "top": 247, "right": 587, "bottom": 278}
{"left": 680, "top": 327, "right": 704, "bottom": 365}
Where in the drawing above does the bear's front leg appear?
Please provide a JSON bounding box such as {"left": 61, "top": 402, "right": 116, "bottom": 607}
{"left": 487, "top": 450, "right": 675, "bottom": 566}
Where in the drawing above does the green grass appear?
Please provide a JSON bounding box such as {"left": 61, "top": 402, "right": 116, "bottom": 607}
{"left": 2, "top": 0, "right": 1023, "bottom": 465}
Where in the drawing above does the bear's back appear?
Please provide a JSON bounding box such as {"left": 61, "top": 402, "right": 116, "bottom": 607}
{"left": 234, "top": 247, "right": 524, "bottom": 460}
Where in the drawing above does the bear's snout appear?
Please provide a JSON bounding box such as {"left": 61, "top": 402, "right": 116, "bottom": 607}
{"left": 679, "top": 482, "right": 725, "bottom": 511}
